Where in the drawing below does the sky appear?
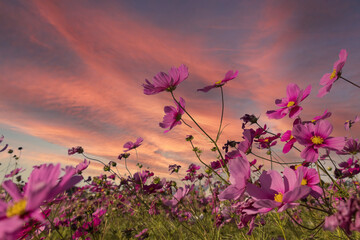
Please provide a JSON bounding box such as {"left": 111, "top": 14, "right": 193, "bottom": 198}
{"left": 0, "top": 0, "right": 360, "bottom": 181}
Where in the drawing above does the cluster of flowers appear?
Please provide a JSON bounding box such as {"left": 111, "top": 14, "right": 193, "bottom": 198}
{"left": 0, "top": 49, "right": 359, "bottom": 239}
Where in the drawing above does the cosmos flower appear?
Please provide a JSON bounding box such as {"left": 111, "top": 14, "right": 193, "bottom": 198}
{"left": 337, "top": 138, "right": 360, "bottom": 155}
{"left": 168, "top": 164, "right": 181, "bottom": 174}
{"left": 4, "top": 168, "right": 24, "bottom": 178}
{"left": 245, "top": 168, "right": 311, "bottom": 214}
{"left": 266, "top": 83, "right": 311, "bottom": 119}
{"left": 0, "top": 164, "right": 82, "bottom": 239}
{"left": 318, "top": 49, "right": 348, "bottom": 97}
{"left": 75, "top": 159, "right": 90, "bottom": 174}
{"left": 123, "top": 137, "right": 143, "bottom": 152}
{"left": 68, "top": 146, "right": 84, "bottom": 155}
{"left": 292, "top": 120, "right": 346, "bottom": 163}
{"left": 218, "top": 152, "right": 251, "bottom": 201}
{"left": 344, "top": 115, "right": 360, "bottom": 131}
{"left": 159, "top": 97, "right": 185, "bottom": 133}
{"left": 197, "top": 70, "right": 238, "bottom": 92}
{"left": 324, "top": 194, "right": 360, "bottom": 235}
{"left": 143, "top": 64, "right": 189, "bottom": 95}
{"left": 163, "top": 185, "right": 194, "bottom": 208}
{"left": 281, "top": 130, "right": 297, "bottom": 154}
{"left": 295, "top": 166, "right": 322, "bottom": 198}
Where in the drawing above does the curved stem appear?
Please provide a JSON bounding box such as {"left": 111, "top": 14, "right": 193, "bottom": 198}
{"left": 181, "top": 119, "right": 209, "bottom": 141}
{"left": 189, "top": 140, "right": 229, "bottom": 185}
{"left": 170, "top": 91, "right": 229, "bottom": 176}
{"left": 124, "top": 158, "right": 132, "bottom": 178}
{"left": 215, "top": 86, "right": 224, "bottom": 142}
{"left": 340, "top": 76, "right": 360, "bottom": 89}
{"left": 250, "top": 152, "right": 303, "bottom": 165}
{"left": 81, "top": 153, "right": 121, "bottom": 180}
{"left": 286, "top": 210, "right": 324, "bottom": 231}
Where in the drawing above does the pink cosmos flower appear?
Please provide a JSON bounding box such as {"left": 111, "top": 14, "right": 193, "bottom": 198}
{"left": 143, "top": 64, "right": 189, "bottom": 95}
{"left": 324, "top": 194, "right": 360, "bottom": 235}
{"left": 245, "top": 168, "right": 311, "bottom": 214}
{"left": 281, "top": 130, "right": 297, "bottom": 154}
{"left": 4, "top": 168, "right": 24, "bottom": 178}
{"left": 218, "top": 152, "right": 251, "bottom": 201}
{"left": 163, "top": 185, "right": 194, "bottom": 208}
{"left": 344, "top": 115, "right": 360, "bottom": 131}
{"left": 0, "top": 164, "right": 82, "bottom": 239}
{"left": 123, "top": 137, "right": 143, "bottom": 152}
{"left": 159, "top": 97, "right": 185, "bottom": 133}
{"left": 295, "top": 166, "right": 322, "bottom": 198}
{"left": 336, "top": 157, "right": 360, "bottom": 179}
{"left": 292, "top": 120, "right": 346, "bottom": 163}
{"left": 68, "top": 146, "right": 84, "bottom": 155}
{"left": 75, "top": 159, "right": 90, "bottom": 174}
{"left": 296, "top": 109, "right": 332, "bottom": 125}
{"left": 197, "top": 70, "right": 238, "bottom": 92}
{"left": 337, "top": 138, "right": 360, "bottom": 155}
{"left": 318, "top": 49, "right": 347, "bottom": 97}
{"left": 266, "top": 83, "right": 311, "bottom": 119}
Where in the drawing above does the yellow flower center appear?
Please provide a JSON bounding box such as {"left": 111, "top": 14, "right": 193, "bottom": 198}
{"left": 311, "top": 136, "right": 324, "bottom": 145}
{"left": 6, "top": 199, "right": 27, "bottom": 218}
{"left": 301, "top": 178, "right": 308, "bottom": 186}
{"left": 274, "top": 192, "right": 283, "bottom": 203}
{"left": 330, "top": 68, "right": 337, "bottom": 80}
{"left": 287, "top": 101, "right": 295, "bottom": 107}
{"left": 311, "top": 119, "right": 316, "bottom": 123}
{"left": 294, "top": 164, "right": 302, "bottom": 170}
{"left": 215, "top": 80, "right": 222, "bottom": 85}
{"left": 289, "top": 135, "right": 294, "bottom": 140}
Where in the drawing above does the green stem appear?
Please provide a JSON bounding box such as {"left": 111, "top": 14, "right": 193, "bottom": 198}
{"left": 286, "top": 210, "right": 324, "bottom": 231}
{"left": 170, "top": 91, "right": 229, "bottom": 176}
{"left": 81, "top": 153, "right": 121, "bottom": 180}
{"left": 189, "top": 140, "right": 230, "bottom": 185}
{"left": 250, "top": 152, "right": 303, "bottom": 165}
{"left": 215, "top": 86, "right": 224, "bottom": 142}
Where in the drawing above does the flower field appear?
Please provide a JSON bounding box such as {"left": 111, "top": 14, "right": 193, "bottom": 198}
{"left": 1, "top": 49, "right": 360, "bottom": 239}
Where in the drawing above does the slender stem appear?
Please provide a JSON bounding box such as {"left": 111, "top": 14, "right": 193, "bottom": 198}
{"left": 317, "top": 161, "right": 344, "bottom": 193}
{"left": 81, "top": 153, "right": 121, "bottom": 180}
{"left": 40, "top": 206, "right": 65, "bottom": 240}
{"left": 170, "top": 91, "right": 229, "bottom": 176}
{"left": 250, "top": 152, "right": 303, "bottom": 165}
{"left": 124, "top": 158, "right": 132, "bottom": 178}
{"left": 299, "top": 203, "right": 330, "bottom": 214}
{"left": 286, "top": 210, "right": 324, "bottom": 231}
{"left": 272, "top": 213, "right": 286, "bottom": 240}
{"left": 340, "top": 76, "right": 360, "bottom": 89}
{"left": 255, "top": 122, "right": 276, "bottom": 136}
{"left": 189, "top": 140, "right": 230, "bottom": 185}
{"left": 181, "top": 119, "right": 209, "bottom": 141}
{"left": 215, "top": 86, "right": 224, "bottom": 142}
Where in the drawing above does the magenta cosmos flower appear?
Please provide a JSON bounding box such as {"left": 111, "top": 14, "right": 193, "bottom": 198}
{"left": 143, "top": 64, "right": 189, "bottom": 95}
{"left": 292, "top": 120, "right": 346, "bottom": 163}
{"left": 123, "top": 137, "right": 143, "bottom": 152}
{"left": 159, "top": 97, "right": 185, "bottom": 133}
{"left": 266, "top": 83, "right": 311, "bottom": 119}
{"left": 281, "top": 130, "right": 297, "bottom": 154}
{"left": 295, "top": 166, "right": 322, "bottom": 198}
{"left": 0, "top": 164, "right": 82, "bottom": 239}
{"left": 197, "top": 70, "right": 238, "bottom": 92}
{"left": 318, "top": 49, "right": 347, "bottom": 98}
{"left": 245, "top": 168, "right": 311, "bottom": 214}
{"left": 218, "top": 152, "right": 251, "bottom": 201}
